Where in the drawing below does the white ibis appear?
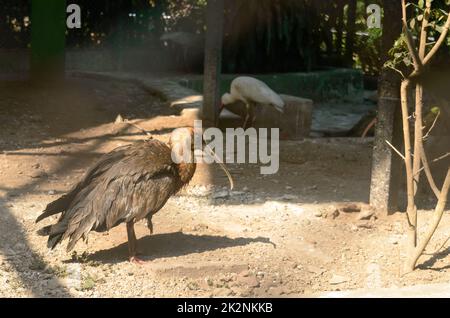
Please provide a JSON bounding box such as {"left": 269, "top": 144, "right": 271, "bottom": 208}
{"left": 221, "top": 77, "right": 285, "bottom": 129}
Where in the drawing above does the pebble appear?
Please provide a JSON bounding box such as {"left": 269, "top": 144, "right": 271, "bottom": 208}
{"left": 357, "top": 208, "right": 375, "bottom": 221}
{"left": 236, "top": 275, "right": 259, "bottom": 288}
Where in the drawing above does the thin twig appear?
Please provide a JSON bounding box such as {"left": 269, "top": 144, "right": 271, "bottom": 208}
{"left": 419, "top": 143, "right": 441, "bottom": 199}
{"left": 423, "top": 110, "right": 440, "bottom": 140}
{"left": 417, "top": 152, "right": 450, "bottom": 174}
{"left": 423, "top": 236, "right": 450, "bottom": 256}
{"left": 123, "top": 121, "right": 153, "bottom": 138}
{"left": 361, "top": 118, "right": 376, "bottom": 138}
{"left": 387, "top": 65, "right": 406, "bottom": 79}
{"left": 385, "top": 140, "right": 406, "bottom": 160}
{"left": 406, "top": 167, "right": 450, "bottom": 271}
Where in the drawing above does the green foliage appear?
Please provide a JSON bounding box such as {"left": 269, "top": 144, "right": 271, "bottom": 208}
{"left": 355, "top": 18, "right": 383, "bottom": 75}
{"left": 385, "top": 0, "right": 450, "bottom": 72}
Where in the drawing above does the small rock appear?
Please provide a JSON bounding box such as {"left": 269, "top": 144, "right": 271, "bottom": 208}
{"left": 357, "top": 208, "right": 375, "bottom": 221}
{"left": 48, "top": 190, "right": 56, "bottom": 195}
{"left": 236, "top": 275, "right": 259, "bottom": 288}
{"left": 314, "top": 211, "right": 323, "bottom": 218}
{"left": 341, "top": 204, "right": 361, "bottom": 213}
{"left": 329, "top": 209, "right": 340, "bottom": 219}
{"left": 29, "top": 170, "right": 47, "bottom": 179}
{"left": 114, "top": 114, "right": 124, "bottom": 124}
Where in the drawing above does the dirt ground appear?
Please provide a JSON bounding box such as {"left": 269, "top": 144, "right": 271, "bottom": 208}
{"left": 1, "top": 77, "right": 450, "bottom": 298}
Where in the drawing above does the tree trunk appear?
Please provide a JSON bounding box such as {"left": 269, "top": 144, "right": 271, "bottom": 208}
{"left": 202, "top": 0, "right": 224, "bottom": 127}
{"left": 369, "top": 0, "right": 403, "bottom": 214}
{"left": 344, "top": 0, "right": 357, "bottom": 66}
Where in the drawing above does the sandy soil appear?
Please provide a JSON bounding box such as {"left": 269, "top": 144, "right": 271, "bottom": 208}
{"left": 0, "top": 77, "right": 449, "bottom": 298}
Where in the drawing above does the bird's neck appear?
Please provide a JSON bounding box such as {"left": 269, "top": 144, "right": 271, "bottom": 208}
{"left": 177, "top": 161, "right": 197, "bottom": 185}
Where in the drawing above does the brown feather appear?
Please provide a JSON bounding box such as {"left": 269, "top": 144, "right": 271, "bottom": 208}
{"left": 37, "top": 137, "right": 196, "bottom": 251}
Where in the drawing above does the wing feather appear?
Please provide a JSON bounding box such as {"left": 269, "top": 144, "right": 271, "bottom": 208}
{"left": 40, "top": 139, "right": 180, "bottom": 251}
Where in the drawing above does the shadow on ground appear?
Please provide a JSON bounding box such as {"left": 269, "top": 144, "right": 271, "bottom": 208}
{"left": 82, "top": 232, "right": 275, "bottom": 264}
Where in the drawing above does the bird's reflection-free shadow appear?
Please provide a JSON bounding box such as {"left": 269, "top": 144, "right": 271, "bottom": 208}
{"left": 82, "top": 232, "right": 275, "bottom": 264}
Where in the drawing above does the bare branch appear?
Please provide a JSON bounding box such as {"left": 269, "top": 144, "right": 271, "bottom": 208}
{"left": 406, "top": 167, "right": 450, "bottom": 271}
{"left": 122, "top": 120, "right": 153, "bottom": 138}
{"left": 417, "top": 152, "right": 450, "bottom": 174}
{"left": 400, "top": 79, "right": 417, "bottom": 246}
{"left": 423, "top": 109, "right": 440, "bottom": 140}
{"left": 385, "top": 140, "right": 406, "bottom": 160}
{"left": 419, "top": 143, "right": 441, "bottom": 199}
{"left": 419, "top": 1, "right": 431, "bottom": 59}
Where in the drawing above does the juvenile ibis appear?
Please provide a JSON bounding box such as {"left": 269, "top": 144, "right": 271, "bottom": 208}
{"left": 36, "top": 128, "right": 233, "bottom": 264}
{"left": 221, "top": 77, "right": 285, "bottom": 129}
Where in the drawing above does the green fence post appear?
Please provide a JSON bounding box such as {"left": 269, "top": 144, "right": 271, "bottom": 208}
{"left": 31, "top": 0, "right": 66, "bottom": 81}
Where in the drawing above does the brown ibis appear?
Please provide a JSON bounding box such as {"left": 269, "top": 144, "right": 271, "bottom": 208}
{"left": 36, "top": 128, "right": 234, "bottom": 264}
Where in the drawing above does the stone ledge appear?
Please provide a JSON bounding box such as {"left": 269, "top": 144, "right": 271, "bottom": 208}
{"left": 220, "top": 94, "right": 314, "bottom": 139}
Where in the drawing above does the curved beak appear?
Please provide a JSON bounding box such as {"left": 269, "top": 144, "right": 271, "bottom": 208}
{"left": 202, "top": 142, "right": 234, "bottom": 190}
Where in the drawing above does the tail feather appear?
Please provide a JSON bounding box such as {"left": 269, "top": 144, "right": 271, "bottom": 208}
{"left": 47, "top": 232, "right": 64, "bottom": 249}
{"left": 46, "top": 220, "right": 69, "bottom": 249}
{"left": 37, "top": 225, "right": 52, "bottom": 236}
{"left": 36, "top": 195, "right": 72, "bottom": 223}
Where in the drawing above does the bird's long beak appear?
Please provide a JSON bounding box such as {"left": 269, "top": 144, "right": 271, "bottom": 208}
{"left": 203, "top": 142, "right": 234, "bottom": 190}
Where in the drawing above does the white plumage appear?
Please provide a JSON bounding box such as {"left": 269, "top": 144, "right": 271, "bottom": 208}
{"left": 221, "top": 77, "right": 285, "bottom": 128}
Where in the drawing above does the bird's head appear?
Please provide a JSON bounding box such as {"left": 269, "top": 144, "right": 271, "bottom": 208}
{"left": 169, "top": 127, "right": 195, "bottom": 163}
{"left": 220, "top": 93, "right": 235, "bottom": 111}
{"left": 169, "top": 127, "right": 234, "bottom": 190}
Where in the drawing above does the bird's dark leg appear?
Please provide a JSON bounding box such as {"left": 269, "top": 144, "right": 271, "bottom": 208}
{"left": 146, "top": 214, "right": 153, "bottom": 235}
{"left": 243, "top": 103, "right": 251, "bottom": 129}
{"left": 250, "top": 103, "right": 257, "bottom": 128}
{"left": 126, "top": 222, "right": 146, "bottom": 264}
